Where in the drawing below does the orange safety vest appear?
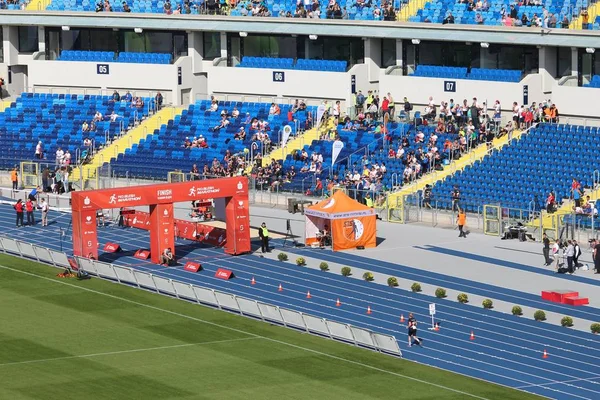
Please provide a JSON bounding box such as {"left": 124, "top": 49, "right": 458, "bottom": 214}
{"left": 458, "top": 213, "right": 467, "bottom": 225}
{"left": 10, "top": 170, "right": 17, "bottom": 182}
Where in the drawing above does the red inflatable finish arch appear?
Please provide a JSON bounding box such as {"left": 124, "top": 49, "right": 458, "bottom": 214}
{"left": 71, "top": 177, "right": 251, "bottom": 263}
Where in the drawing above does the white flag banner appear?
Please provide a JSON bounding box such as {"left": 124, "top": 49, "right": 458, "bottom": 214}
{"left": 331, "top": 140, "right": 344, "bottom": 166}
{"left": 316, "top": 104, "right": 326, "bottom": 127}
{"left": 281, "top": 125, "right": 292, "bottom": 148}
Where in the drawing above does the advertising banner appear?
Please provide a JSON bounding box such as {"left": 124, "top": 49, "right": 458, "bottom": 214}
{"left": 331, "top": 140, "right": 344, "bottom": 165}
{"left": 149, "top": 203, "right": 175, "bottom": 263}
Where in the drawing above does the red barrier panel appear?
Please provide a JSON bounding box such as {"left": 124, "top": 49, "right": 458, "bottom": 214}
{"left": 215, "top": 268, "right": 233, "bottom": 280}
{"left": 103, "top": 242, "right": 121, "bottom": 253}
{"left": 184, "top": 262, "right": 202, "bottom": 273}
{"left": 134, "top": 249, "right": 151, "bottom": 260}
{"left": 126, "top": 211, "right": 228, "bottom": 247}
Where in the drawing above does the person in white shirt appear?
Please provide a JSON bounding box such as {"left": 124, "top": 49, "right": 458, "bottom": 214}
{"left": 231, "top": 107, "right": 240, "bottom": 118}
{"left": 39, "top": 198, "right": 49, "bottom": 226}
{"left": 551, "top": 239, "right": 560, "bottom": 271}
{"left": 35, "top": 141, "right": 43, "bottom": 159}
{"left": 64, "top": 150, "right": 72, "bottom": 165}
{"left": 109, "top": 112, "right": 120, "bottom": 122}
{"left": 93, "top": 111, "right": 102, "bottom": 122}
{"left": 55, "top": 147, "right": 64, "bottom": 166}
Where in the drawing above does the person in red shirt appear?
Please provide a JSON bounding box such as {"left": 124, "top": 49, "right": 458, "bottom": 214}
{"left": 381, "top": 97, "right": 390, "bottom": 117}
{"left": 14, "top": 199, "right": 24, "bottom": 227}
{"left": 25, "top": 199, "right": 35, "bottom": 226}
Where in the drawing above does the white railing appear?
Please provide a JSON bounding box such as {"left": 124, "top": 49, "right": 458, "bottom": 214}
{"left": 0, "top": 234, "right": 401, "bottom": 358}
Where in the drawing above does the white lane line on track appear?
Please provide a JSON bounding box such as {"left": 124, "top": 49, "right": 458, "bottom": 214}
{"left": 0, "top": 337, "right": 261, "bottom": 367}
{"left": 3, "top": 213, "right": 598, "bottom": 389}
{"left": 516, "top": 375, "right": 600, "bottom": 390}
{"left": 0, "top": 263, "right": 495, "bottom": 400}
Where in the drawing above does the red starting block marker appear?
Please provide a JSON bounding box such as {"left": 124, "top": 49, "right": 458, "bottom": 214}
{"left": 215, "top": 268, "right": 234, "bottom": 280}
{"left": 184, "top": 262, "right": 202, "bottom": 273}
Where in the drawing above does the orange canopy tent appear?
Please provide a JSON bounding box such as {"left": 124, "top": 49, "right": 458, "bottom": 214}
{"left": 304, "top": 190, "right": 377, "bottom": 251}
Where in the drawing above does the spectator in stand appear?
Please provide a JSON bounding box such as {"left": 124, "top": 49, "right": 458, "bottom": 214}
{"left": 209, "top": 99, "right": 219, "bottom": 112}
{"left": 122, "top": 1, "right": 131, "bottom": 11}
{"left": 109, "top": 111, "right": 121, "bottom": 122}
{"left": 93, "top": 111, "right": 103, "bottom": 122}
{"left": 234, "top": 126, "right": 246, "bottom": 140}
{"left": 111, "top": 90, "right": 120, "bottom": 102}
{"left": 35, "top": 141, "right": 44, "bottom": 159}
{"left": 231, "top": 106, "right": 240, "bottom": 119}
{"left": 198, "top": 135, "right": 208, "bottom": 148}
{"left": 269, "top": 103, "right": 281, "bottom": 116}
{"left": 123, "top": 91, "right": 132, "bottom": 102}
{"left": 155, "top": 91, "right": 163, "bottom": 110}
{"left": 544, "top": 103, "right": 559, "bottom": 123}
{"left": 211, "top": 115, "right": 230, "bottom": 132}
{"left": 443, "top": 11, "right": 454, "bottom": 24}
{"left": 82, "top": 121, "right": 89, "bottom": 133}
{"left": 164, "top": 0, "right": 172, "bottom": 13}
{"left": 190, "top": 164, "right": 200, "bottom": 180}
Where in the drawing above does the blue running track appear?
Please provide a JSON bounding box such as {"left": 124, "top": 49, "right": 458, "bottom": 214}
{"left": 1, "top": 203, "right": 599, "bottom": 400}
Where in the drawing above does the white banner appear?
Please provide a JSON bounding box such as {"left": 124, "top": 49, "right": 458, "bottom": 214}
{"left": 281, "top": 125, "right": 292, "bottom": 148}
{"left": 331, "top": 140, "right": 344, "bottom": 166}
{"left": 316, "top": 104, "right": 326, "bottom": 126}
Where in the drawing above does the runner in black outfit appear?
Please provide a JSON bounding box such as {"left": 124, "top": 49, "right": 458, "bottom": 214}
{"left": 407, "top": 313, "right": 422, "bottom": 347}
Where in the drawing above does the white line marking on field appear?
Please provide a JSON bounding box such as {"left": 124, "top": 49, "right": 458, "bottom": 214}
{"left": 0, "top": 263, "right": 500, "bottom": 400}
{"left": 0, "top": 337, "right": 260, "bottom": 367}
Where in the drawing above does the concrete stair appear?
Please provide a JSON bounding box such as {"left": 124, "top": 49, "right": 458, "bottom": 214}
{"left": 71, "top": 106, "right": 183, "bottom": 187}
{"left": 396, "top": 0, "right": 427, "bottom": 21}
{"left": 387, "top": 127, "right": 527, "bottom": 210}
{"left": 246, "top": 125, "right": 321, "bottom": 174}
{"left": 570, "top": 4, "right": 599, "bottom": 29}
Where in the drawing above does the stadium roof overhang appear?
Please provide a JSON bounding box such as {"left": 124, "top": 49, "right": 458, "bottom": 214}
{"left": 1, "top": 11, "right": 599, "bottom": 48}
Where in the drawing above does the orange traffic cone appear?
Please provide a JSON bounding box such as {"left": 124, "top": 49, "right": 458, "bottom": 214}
{"left": 367, "top": 306, "right": 372, "bottom": 315}
{"left": 336, "top": 298, "right": 341, "bottom": 307}
{"left": 400, "top": 314, "right": 405, "bottom": 323}
{"left": 306, "top": 290, "right": 312, "bottom": 299}
{"left": 434, "top": 322, "right": 440, "bottom": 331}
{"left": 278, "top": 284, "right": 283, "bottom": 292}
{"left": 251, "top": 277, "right": 256, "bottom": 285}
{"left": 542, "top": 349, "right": 548, "bottom": 359}
{"left": 470, "top": 331, "right": 475, "bottom": 340}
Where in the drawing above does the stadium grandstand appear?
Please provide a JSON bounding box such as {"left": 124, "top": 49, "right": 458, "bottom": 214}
{"left": 1, "top": 4, "right": 600, "bottom": 400}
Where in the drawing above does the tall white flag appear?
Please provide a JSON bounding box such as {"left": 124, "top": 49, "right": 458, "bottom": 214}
{"left": 331, "top": 140, "right": 344, "bottom": 166}
{"left": 281, "top": 125, "right": 292, "bottom": 148}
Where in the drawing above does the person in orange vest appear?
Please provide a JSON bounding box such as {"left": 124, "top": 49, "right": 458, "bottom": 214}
{"left": 25, "top": 199, "right": 35, "bottom": 226}
{"left": 14, "top": 199, "right": 24, "bottom": 227}
{"left": 457, "top": 210, "right": 467, "bottom": 238}
{"left": 10, "top": 167, "right": 18, "bottom": 190}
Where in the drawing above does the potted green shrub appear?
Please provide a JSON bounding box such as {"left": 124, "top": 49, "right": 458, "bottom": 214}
{"left": 277, "top": 252, "right": 288, "bottom": 262}
{"left": 561, "top": 316, "right": 574, "bottom": 327}
{"left": 457, "top": 293, "right": 469, "bottom": 304}
{"left": 295, "top": 257, "right": 306, "bottom": 266}
{"left": 482, "top": 299, "right": 493, "bottom": 309}
{"left": 512, "top": 306, "right": 523, "bottom": 316}
{"left": 341, "top": 267, "right": 352, "bottom": 277}
{"left": 435, "top": 288, "right": 447, "bottom": 298}
{"left": 363, "top": 272, "right": 374, "bottom": 282}
{"left": 534, "top": 310, "right": 546, "bottom": 321}
{"left": 319, "top": 262, "right": 329, "bottom": 271}
{"left": 590, "top": 323, "right": 600, "bottom": 334}
{"left": 411, "top": 282, "right": 421, "bottom": 292}
{"left": 387, "top": 277, "right": 399, "bottom": 287}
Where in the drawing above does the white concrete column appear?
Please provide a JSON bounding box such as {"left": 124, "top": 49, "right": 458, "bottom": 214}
{"left": 38, "top": 26, "right": 45, "bottom": 54}
{"left": 219, "top": 32, "right": 227, "bottom": 59}
{"left": 188, "top": 32, "right": 203, "bottom": 74}
{"left": 364, "top": 38, "right": 381, "bottom": 83}
{"left": 395, "top": 39, "right": 403, "bottom": 67}
{"left": 3, "top": 26, "right": 19, "bottom": 65}
{"left": 571, "top": 47, "right": 578, "bottom": 76}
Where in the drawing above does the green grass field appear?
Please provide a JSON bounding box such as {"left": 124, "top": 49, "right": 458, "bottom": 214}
{"left": 0, "top": 254, "right": 543, "bottom": 400}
